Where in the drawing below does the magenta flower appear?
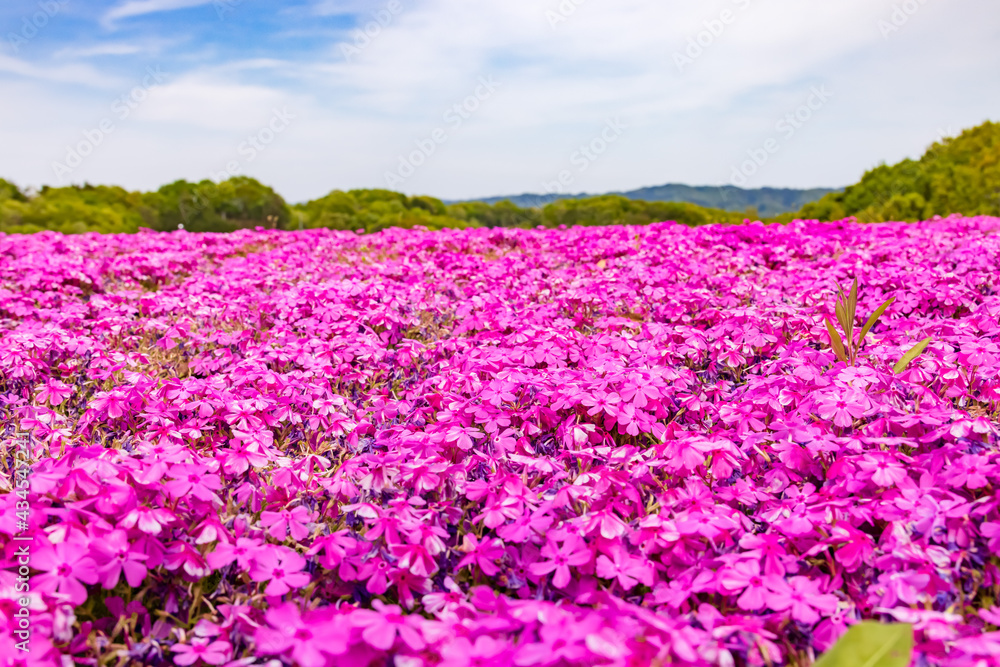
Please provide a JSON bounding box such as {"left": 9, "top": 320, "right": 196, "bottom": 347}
{"left": 164, "top": 542, "right": 209, "bottom": 578}
{"left": 475, "top": 495, "right": 522, "bottom": 529}
{"left": 439, "top": 635, "right": 509, "bottom": 667}
{"left": 457, "top": 534, "right": 505, "bottom": 577}
{"left": 255, "top": 603, "right": 347, "bottom": 666}
{"left": 206, "top": 537, "right": 263, "bottom": 571}
{"left": 815, "top": 390, "right": 872, "bottom": 427}
{"left": 858, "top": 453, "right": 909, "bottom": 487}
{"left": 595, "top": 545, "right": 654, "bottom": 590}
{"left": 92, "top": 530, "right": 148, "bottom": 588}
{"left": 249, "top": 546, "right": 311, "bottom": 595}
{"left": 959, "top": 340, "right": 999, "bottom": 367}
{"left": 357, "top": 554, "right": 393, "bottom": 594}
{"left": 7, "top": 217, "right": 1000, "bottom": 667}
{"left": 172, "top": 638, "right": 230, "bottom": 665}
{"left": 33, "top": 541, "right": 100, "bottom": 605}
{"left": 260, "top": 505, "right": 314, "bottom": 541}
{"left": 90, "top": 390, "right": 128, "bottom": 418}
{"left": 162, "top": 463, "right": 223, "bottom": 503}
{"left": 768, "top": 576, "right": 839, "bottom": 624}
{"left": 120, "top": 506, "right": 176, "bottom": 535}
{"left": 353, "top": 600, "right": 425, "bottom": 651}
{"left": 497, "top": 509, "right": 553, "bottom": 543}
{"left": 36, "top": 379, "right": 73, "bottom": 405}
{"left": 718, "top": 560, "right": 782, "bottom": 611}
{"left": 529, "top": 537, "right": 591, "bottom": 588}
{"left": 392, "top": 543, "right": 438, "bottom": 577}
{"left": 445, "top": 425, "right": 485, "bottom": 451}
{"left": 828, "top": 524, "right": 874, "bottom": 572}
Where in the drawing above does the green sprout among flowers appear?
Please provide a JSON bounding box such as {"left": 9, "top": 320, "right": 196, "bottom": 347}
{"left": 825, "top": 278, "right": 932, "bottom": 372}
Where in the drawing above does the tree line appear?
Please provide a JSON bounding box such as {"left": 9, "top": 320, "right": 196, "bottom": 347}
{"left": 2, "top": 121, "right": 996, "bottom": 235}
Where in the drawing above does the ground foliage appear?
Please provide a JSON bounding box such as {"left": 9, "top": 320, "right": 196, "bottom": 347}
{"left": 2, "top": 217, "right": 1000, "bottom": 665}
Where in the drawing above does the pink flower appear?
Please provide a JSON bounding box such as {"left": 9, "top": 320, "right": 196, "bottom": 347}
{"left": 164, "top": 542, "right": 209, "bottom": 578}
{"left": 249, "top": 546, "right": 311, "bottom": 596}
{"left": 457, "top": 534, "right": 505, "bottom": 577}
{"left": 445, "top": 425, "right": 485, "bottom": 451}
{"left": 982, "top": 522, "right": 1000, "bottom": 553}
{"left": 529, "top": 536, "right": 591, "bottom": 588}
{"left": 121, "top": 506, "right": 175, "bottom": 535}
{"left": 255, "top": 603, "right": 347, "bottom": 667}
{"left": 815, "top": 390, "right": 872, "bottom": 427}
{"left": 595, "top": 545, "right": 654, "bottom": 590}
{"left": 172, "top": 638, "right": 230, "bottom": 666}
{"left": 162, "top": 463, "right": 223, "bottom": 503}
{"left": 481, "top": 379, "right": 517, "bottom": 406}
{"left": 353, "top": 600, "right": 425, "bottom": 651}
{"left": 206, "top": 537, "right": 263, "bottom": 571}
{"left": 392, "top": 543, "right": 438, "bottom": 577}
{"left": 858, "top": 453, "right": 909, "bottom": 487}
{"left": 36, "top": 380, "right": 73, "bottom": 405}
{"left": 440, "top": 635, "right": 509, "bottom": 667}
{"left": 498, "top": 509, "right": 553, "bottom": 543}
{"left": 260, "top": 505, "right": 314, "bottom": 541}
{"left": 829, "top": 524, "right": 874, "bottom": 572}
{"left": 90, "top": 390, "right": 128, "bottom": 418}
{"left": 739, "top": 533, "right": 789, "bottom": 576}
{"left": 357, "top": 554, "right": 392, "bottom": 594}
{"left": 718, "top": 559, "right": 783, "bottom": 611}
{"left": 768, "top": 576, "right": 839, "bottom": 624}
{"left": 33, "top": 541, "right": 100, "bottom": 605}
{"left": 92, "top": 530, "right": 148, "bottom": 588}
{"left": 475, "top": 495, "right": 522, "bottom": 529}
{"left": 584, "top": 509, "right": 627, "bottom": 539}
{"left": 959, "top": 340, "right": 999, "bottom": 367}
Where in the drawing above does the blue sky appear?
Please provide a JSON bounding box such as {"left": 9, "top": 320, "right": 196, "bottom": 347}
{"left": 1, "top": 0, "right": 998, "bottom": 203}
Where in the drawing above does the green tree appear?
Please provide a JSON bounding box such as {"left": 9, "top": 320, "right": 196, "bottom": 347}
{"left": 798, "top": 120, "right": 1000, "bottom": 221}
{"left": 0, "top": 183, "right": 155, "bottom": 234}
{"left": 296, "top": 189, "right": 471, "bottom": 233}
{"left": 144, "top": 177, "right": 290, "bottom": 232}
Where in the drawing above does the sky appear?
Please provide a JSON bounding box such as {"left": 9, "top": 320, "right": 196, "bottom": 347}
{"left": 0, "top": 0, "right": 998, "bottom": 203}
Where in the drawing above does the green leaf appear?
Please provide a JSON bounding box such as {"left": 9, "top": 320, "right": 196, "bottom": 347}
{"left": 834, "top": 299, "right": 849, "bottom": 336}
{"left": 858, "top": 297, "right": 896, "bottom": 347}
{"left": 893, "top": 337, "right": 933, "bottom": 374}
{"left": 846, "top": 277, "right": 858, "bottom": 341}
{"left": 826, "top": 318, "right": 848, "bottom": 363}
{"left": 814, "top": 622, "right": 913, "bottom": 667}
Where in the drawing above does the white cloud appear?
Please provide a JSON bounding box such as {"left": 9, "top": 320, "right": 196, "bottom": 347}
{"left": 54, "top": 43, "right": 145, "bottom": 59}
{"left": 0, "top": 54, "right": 121, "bottom": 88}
{"left": 1, "top": 0, "right": 999, "bottom": 201}
{"left": 131, "top": 75, "right": 296, "bottom": 130}
{"left": 102, "top": 0, "right": 214, "bottom": 28}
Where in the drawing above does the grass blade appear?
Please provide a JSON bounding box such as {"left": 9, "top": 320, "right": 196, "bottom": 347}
{"left": 847, "top": 277, "right": 858, "bottom": 340}
{"left": 835, "top": 299, "right": 848, "bottom": 335}
{"left": 858, "top": 297, "right": 896, "bottom": 346}
{"left": 826, "top": 318, "right": 848, "bottom": 363}
{"left": 893, "top": 337, "right": 932, "bottom": 374}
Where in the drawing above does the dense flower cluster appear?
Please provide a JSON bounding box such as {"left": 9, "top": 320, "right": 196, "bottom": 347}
{"left": 2, "top": 217, "right": 1000, "bottom": 666}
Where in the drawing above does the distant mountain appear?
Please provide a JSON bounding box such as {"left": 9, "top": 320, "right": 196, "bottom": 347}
{"left": 455, "top": 184, "right": 841, "bottom": 217}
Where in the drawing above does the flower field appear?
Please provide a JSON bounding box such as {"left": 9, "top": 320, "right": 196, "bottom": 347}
{"left": 3, "top": 216, "right": 1000, "bottom": 666}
